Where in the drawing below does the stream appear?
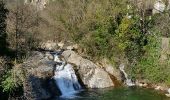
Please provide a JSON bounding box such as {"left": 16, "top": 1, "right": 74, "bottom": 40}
{"left": 52, "top": 52, "right": 169, "bottom": 100}
{"left": 54, "top": 87, "right": 169, "bottom": 100}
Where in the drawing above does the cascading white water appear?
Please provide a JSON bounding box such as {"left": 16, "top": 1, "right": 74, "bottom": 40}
{"left": 53, "top": 54, "right": 82, "bottom": 97}
{"left": 119, "top": 64, "right": 135, "bottom": 86}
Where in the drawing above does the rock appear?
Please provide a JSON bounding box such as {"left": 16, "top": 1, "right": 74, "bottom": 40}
{"left": 152, "top": 84, "right": 168, "bottom": 91}
{"left": 136, "top": 81, "right": 147, "bottom": 87}
{"left": 153, "top": 0, "right": 165, "bottom": 14}
{"left": 72, "top": 44, "right": 79, "bottom": 50}
{"left": 23, "top": 75, "right": 51, "bottom": 100}
{"left": 100, "top": 59, "right": 122, "bottom": 82}
{"left": 135, "top": 80, "right": 149, "bottom": 88}
{"left": 88, "top": 68, "right": 114, "bottom": 88}
{"left": 67, "top": 46, "right": 74, "bottom": 50}
{"left": 168, "top": 88, "right": 170, "bottom": 94}
{"left": 166, "top": 88, "right": 170, "bottom": 97}
{"left": 62, "top": 50, "right": 114, "bottom": 88}
{"left": 41, "top": 41, "right": 58, "bottom": 50}
{"left": 45, "top": 52, "right": 54, "bottom": 60}
{"left": 22, "top": 51, "right": 59, "bottom": 99}
{"left": 167, "top": 0, "right": 170, "bottom": 10}
{"left": 24, "top": 0, "right": 49, "bottom": 10}
{"left": 155, "top": 86, "right": 164, "bottom": 90}
{"left": 165, "top": 94, "right": 170, "bottom": 97}
{"left": 66, "top": 44, "right": 79, "bottom": 50}
{"left": 161, "top": 38, "right": 170, "bottom": 61}
{"left": 58, "top": 42, "right": 64, "bottom": 49}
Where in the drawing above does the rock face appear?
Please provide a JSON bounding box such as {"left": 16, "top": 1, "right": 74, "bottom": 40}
{"left": 99, "top": 59, "right": 122, "bottom": 82}
{"left": 88, "top": 68, "right": 114, "bottom": 88}
{"left": 21, "top": 49, "right": 120, "bottom": 99}
{"left": 62, "top": 50, "right": 114, "bottom": 88}
{"left": 22, "top": 51, "right": 60, "bottom": 100}
{"left": 153, "top": 0, "right": 165, "bottom": 14}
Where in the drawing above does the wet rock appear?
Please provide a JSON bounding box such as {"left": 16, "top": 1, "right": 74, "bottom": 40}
{"left": 136, "top": 82, "right": 148, "bottom": 88}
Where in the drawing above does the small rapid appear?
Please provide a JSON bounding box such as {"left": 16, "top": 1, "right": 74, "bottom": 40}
{"left": 119, "top": 64, "right": 135, "bottom": 87}
{"left": 53, "top": 53, "right": 82, "bottom": 97}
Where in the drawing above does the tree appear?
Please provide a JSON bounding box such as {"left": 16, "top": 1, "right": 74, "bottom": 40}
{"left": 0, "top": 0, "right": 8, "bottom": 55}
{"left": 6, "top": 1, "right": 40, "bottom": 62}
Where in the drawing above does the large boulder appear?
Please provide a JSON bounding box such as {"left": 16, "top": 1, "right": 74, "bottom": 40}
{"left": 99, "top": 59, "right": 122, "bottom": 82}
{"left": 88, "top": 68, "right": 114, "bottom": 88}
{"left": 22, "top": 51, "right": 60, "bottom": 100}
{"left": 62, "top": 50, "right": 114, "bottom": 88}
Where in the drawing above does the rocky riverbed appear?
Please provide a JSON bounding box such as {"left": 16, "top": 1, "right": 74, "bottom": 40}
{"left": 15, "top": 42, "right": 170, "bottom": 99}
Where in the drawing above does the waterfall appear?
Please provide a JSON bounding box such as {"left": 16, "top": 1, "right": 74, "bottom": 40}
{"left": 53, "top": 54, "right": 82, "bottom": 97}
{"left": 119, "top": 64, "right": 135, "bottom": 86}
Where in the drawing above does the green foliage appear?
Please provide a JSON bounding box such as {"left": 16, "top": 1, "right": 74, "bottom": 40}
{"left": 46, "top": 0, "right": 128, "bottom": 61}
{"left": 129, "top": 29, "right": 170, "bottom": 84}
{"left": 1, "top": 71, "right": 17, "bottom": 93}
{"left": 3, "top": 0, "right": 170, "bottom": 89}
{"left": 1, "top": 66, "right": 25, "bottom": 93}
{"left": 82, "top": 28, "right": 114, "bottom": 60}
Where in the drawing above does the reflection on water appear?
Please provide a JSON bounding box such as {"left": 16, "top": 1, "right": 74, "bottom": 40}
{"left": 54, "top": 87, "right": 170, "bottom": 100}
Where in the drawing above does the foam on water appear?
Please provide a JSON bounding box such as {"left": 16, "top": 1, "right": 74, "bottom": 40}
{"left": 53, "top": 54, "right": 82, "bottom": 97}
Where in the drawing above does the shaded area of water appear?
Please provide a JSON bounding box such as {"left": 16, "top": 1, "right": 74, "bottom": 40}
{"left": 54, "top": 87, "right": 170, "bottom": 100}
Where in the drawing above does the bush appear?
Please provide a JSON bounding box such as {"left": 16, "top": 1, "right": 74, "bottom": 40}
{"left": 1, "top": 64, "right": 25, "bottom": 93}
{"left": 129, "top": 28, "right": 170, "bottom": 84}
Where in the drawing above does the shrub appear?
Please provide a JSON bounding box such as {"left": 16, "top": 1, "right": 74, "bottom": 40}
{"left": 129, "top": 28, "right": 170, "bottom": 84}
{"left": 1, "top": 64, "right": 25, "bottom": 93}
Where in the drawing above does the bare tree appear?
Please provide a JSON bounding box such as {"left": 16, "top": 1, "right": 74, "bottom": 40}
{"left": 6, "top": 1, "right": 40, "bottom": 62}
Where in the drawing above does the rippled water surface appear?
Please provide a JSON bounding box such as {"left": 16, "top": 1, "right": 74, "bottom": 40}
{"left": 55, "top": 87, "right": 170, "bottom": 100}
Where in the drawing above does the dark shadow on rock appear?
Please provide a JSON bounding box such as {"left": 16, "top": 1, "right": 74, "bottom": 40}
{"left": 74, "top": 68, "right": 86, "bottom": 89}
{"left": 24, "top": 75, "right": 61, "bottom": 100}
{"left": 108, "top": 73, "right": 122, "bottom": 87}
{"left": 120, "top": 71, "right": 126, "bottom": 83}
{"left": 47, "top": 78, "right": 62, "bottom": 99}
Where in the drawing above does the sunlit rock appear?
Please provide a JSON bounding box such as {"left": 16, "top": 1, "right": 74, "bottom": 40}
{"left": 62, "top": 50, "right": 115, "bottom": 88}
{"left": 24, "top": 0, "right": 48, "bottom": 10}
{"left": 153, "top": 0, "right": 165, "bottom": 14}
